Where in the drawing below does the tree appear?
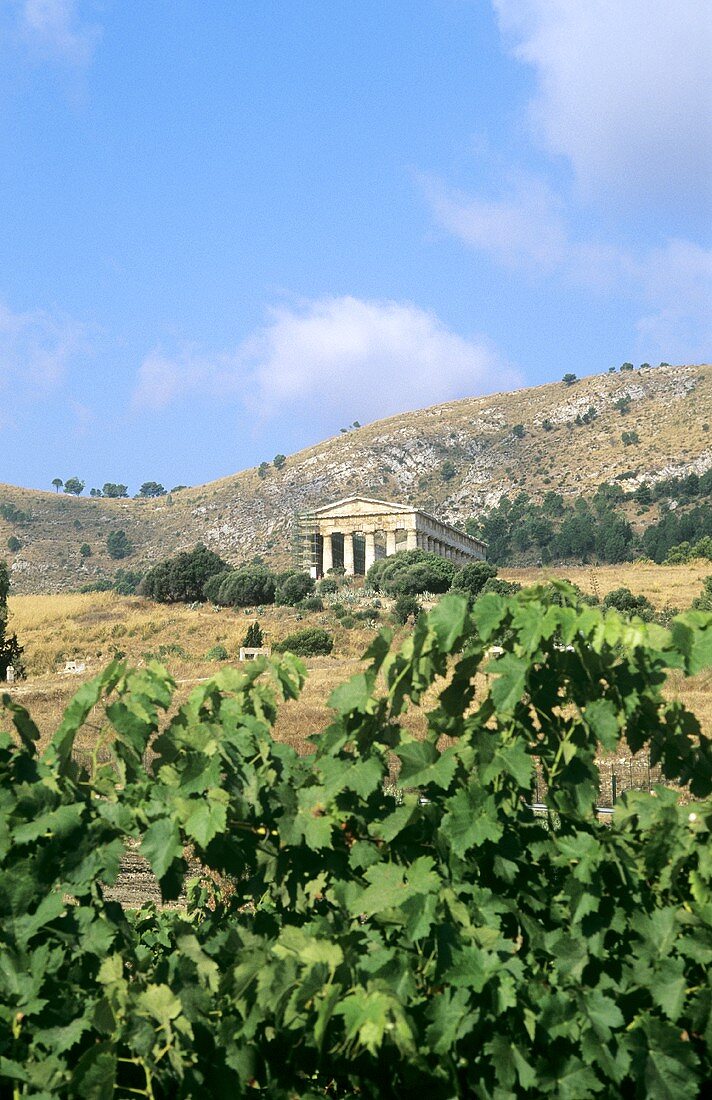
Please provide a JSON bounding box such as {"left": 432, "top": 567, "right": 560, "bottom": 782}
{"left": 141, "top": 545, "right": 229, "bottom": 603}
{"left": 620, "top": 362, "right": 634, "bottom": 371}
{"left": 541, "top": 418, "right": 553, "bottom": 431}
{"left": 511, "top": 423, "right": 525, "bottom": 438}
{"left": 273, "top": 454, "right": 286, "bottom": 470}
{"left": 63, "top": 478, "right": 85, "bottom": 496}
{"left": 367, "top": 550, "right": 456, "bottom": 596}
{"left": 243, "top": 621, "right": 264, "bottom": 648}
{"left": 170, "top": 485, "right": 188, "bottom": 493}
{"left": 562, "top": 372, "right": 577, "bottom": 385}
{"left": 450, "top": 561, "right": 497, "bottom": 604}
{"left": 6, "top": 537, "right": 20, "bottom": 553}
{"left": 602, "top": 586, "right": 654, "bottom": 621}
{"left": 102, "top": 483, "right": 128, "bottom": 499}
{"left": 89, "top": 488, "right": 103, "bottom": 498}
{"left": 51, "top": 478, "right": 63, "bottom": 493}
{"left": 138, "top": 482, "right": 166, "bottom": 498}
{"left": 204, "top": 565, "right": 277, "bottom": 608}
{"left": 274, "top": 571, "right": 315, "bottom": 606}
{"left": 79, "top": 543, "right": 92, "bottom": 558}
{"left": 106, "top": 530, "right": 132, "bottom": 560}
{"left": 440, "top": 459, "right": 456, "bottom": 482}
{"left": 257, "top": 462, "right": 270, "bottom": 479}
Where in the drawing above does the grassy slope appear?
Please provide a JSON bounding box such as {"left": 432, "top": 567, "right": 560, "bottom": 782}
{"left": 1, "top": 362, "right": 711, "bottom": 593}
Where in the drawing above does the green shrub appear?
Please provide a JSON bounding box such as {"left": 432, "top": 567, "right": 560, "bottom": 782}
{"left": 275, "top": 626, "right": 333, "bottom": 655}
{"left": 368, "top": 549, "right": 456, "bottom": 596}
{"left": 300, "top": 595, "right": 324, "bottom": 612}
{"left": 242, "top": 621, "right": 264, "bottom": 648}
{"left": 206, "top": 565, "right": 276, "bottom": 608}
{"left": 392, "top": 592, "right": 421, "bottom": 623}
{"left": 450, "top": 561, "right": 497, "bottom": 604}
{"left": 318, "top": 577, "right": 339, "bottom": 595}
{"left": 141, "top": 544, "right": 229, "bottom": 603}
{"left": 6, "top": 536, "right": 20, "bottom": 553}
{"left": 275, "top": 571, "right": 315, "bottom": 607}
{"left": 205, "top": 644, "right": 229, "bottom": 661}
{"left": 602, "top": 586, "right": 654, "bottom": 620}
{"left": 107, "top": 530, "right": 132, "bottom": 560}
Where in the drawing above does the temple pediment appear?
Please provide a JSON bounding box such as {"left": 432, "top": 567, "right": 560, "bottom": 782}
{"left": 312, "top": 496, "right": 411, "bottom": 519}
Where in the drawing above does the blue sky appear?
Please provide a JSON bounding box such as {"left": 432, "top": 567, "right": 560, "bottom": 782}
{"left": 0, "top": 0, "right": 710, "bottom": 493}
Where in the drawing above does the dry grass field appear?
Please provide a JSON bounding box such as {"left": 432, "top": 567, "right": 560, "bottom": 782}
{"left": 4, "top": 560, "right": 712, "bottom": 759}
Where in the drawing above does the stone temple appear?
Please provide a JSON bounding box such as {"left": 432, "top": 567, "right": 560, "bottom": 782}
{"left": 298, "top": 495, "right": 486, "bottom": 578}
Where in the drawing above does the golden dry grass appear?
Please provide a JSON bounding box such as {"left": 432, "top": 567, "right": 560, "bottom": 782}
{"left": 5, "top": 561, "right": 712, "bottom": 752}
{"left": 502, "top": 560, "right": 711, "bottom": 610}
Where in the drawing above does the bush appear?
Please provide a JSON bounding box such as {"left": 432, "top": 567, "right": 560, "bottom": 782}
{"left": 107, "top": 530, "right": 133, "bottom": 560}
{"left": 450, "top": 561, "right": 497, "bottom": 603}
{"left": 275, "top": 571, "right": 315, "bottom": 607}
{"left": 275, "top": 626, "right": 333, "bottom": 656}
{"left": 368, "top": 550, "right": 456, "bottom": 596}
{"left": 392, "top": 592, "right": 421, "bottom": 624}
{"left": 440, "top": 459, "right": 456, "bottom": 482}
{"left": 602, "top": 586, "right": 655, "bottom": 621}
{"left": 209, "top": 566, "right": 277, "bottom": 608}
{"left": 2, "top": 589, "right": 712, "bottom": 1095}
{"left": 205, "top": 644, "right": 229, "bottom": 661}
{"left": 141, "top": 544, "right": 229, "bottom": 603}
{"left": 6, "top": 537, "right": 20, "bottom": 553}
{"left": 79, "top": 543, "right": 91, "bottom": 558}
{"left": 318, "top": 577, "right": 339, "bottom": 595}
{"left": 562, "top": 372, "right": 577, "bottom": 385}
{"left": 242, "top": 621, "right": 264, "bottom": 648}
{"left": 300, "top": 595, "right": 324, "bottom": 612}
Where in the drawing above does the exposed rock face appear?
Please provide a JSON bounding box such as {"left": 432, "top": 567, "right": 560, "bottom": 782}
{"left": 2, "top": 363, "right": 710, "bottom": 593}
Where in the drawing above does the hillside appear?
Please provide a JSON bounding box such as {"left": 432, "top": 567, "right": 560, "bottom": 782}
{"left": 1, "top": 362, "right": 710, "bottom": 593}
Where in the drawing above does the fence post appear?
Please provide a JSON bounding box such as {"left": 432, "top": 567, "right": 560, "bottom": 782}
{"left": 611, "top": 772, "right": 617, "bottom": 805}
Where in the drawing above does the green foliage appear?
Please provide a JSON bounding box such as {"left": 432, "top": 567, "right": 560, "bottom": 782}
{"left": 450, "top": 561, "right": 498, "bottom": 604}
{"left": 541, "top": 418, "right": 553, "bottom": 431}
{"left": 318, "top": 576, "right": 339, "bottom": 595}
{"left": 63, "top": 477, "right": 84, "bottom": 495}
{"left": 621, "top": 362, "right": 635, "bottom": 371}
{"left": 392, "top": 592, "right": 421, "bottom": 623}
{"left": 622, "top": 430, "right": 640, "bottom": 446}
{"left": 512, "top": 423, "right": 525, "bottom": 438}
{"left": 665, "top": 536, "right": 712, "bottom": 565}
{"left": 692, "top": 576, "right": 712, "bottom": 611}
{"left": 440, "top": 459, "right": 456, "bottom": 481}
{"left": 80, "top": 569, "right": 143, "bottom": 596}
{"left": 257, "top": 461, "right": 270, "bottom": 479}
{"left": 602, "top": 586, "right": 655, "bottom": 621}
{"left": 138, "top": 482, "right": 166, "bottom": 498}
{"left": 1, "top": 590, "right": 712, "bottom": 1095}
{"left": 275, "top": 626, "right": 333, "bottom": 655}
{"left": 102, "top": 483, "right": 128, "bottom": 498}
{"left": 6, "top": 536, "right": 20, "bottom": 553}
{"left": 562, "top": 372, "right": 577, "bottom": 384}
{"left": 205, "top": 643, "right": 229, "bottom": 661}
{"left": 367, "top": 549, "right": 457, "bottom": 596}
{"left": 301, "top": 595, "right": 324, "bottom": 612}
{"left": 615, "top": 395, "right": 632, "bottom": 415}
{"left": 0, "top": 503, "right": 31, "bottom": 524}
{"left": 106, "top": 530, "right": 133, "bottom": 560}
{"left": 274, "top": 570, "right": 315, "bottom": 606}
{"left": 273, "top": 454, "right": 286, "bottom": 470}
{"left": 141, "top": 545, "right": 229, "bottom": 603}
{"left": 206, "top": 565, "right": 277, "bottom": 608}
{"left": 243, "top": 621, "right": 264, "bottom": 648}
{"left": 79, "top": 542, "right": 92, "bottom": 558}
{"left": 0, "top": 560, "right": 24, "bottom": 680}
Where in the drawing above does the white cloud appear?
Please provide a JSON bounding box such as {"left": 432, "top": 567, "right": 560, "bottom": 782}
{"left": 636, "top": 239, "right": 712, "bottom": 363}
{"left": 425, "top": 174, "right": 568, "bottom": 273}
{"left": 492, "top": 0, "right": 712, "bottom": 206}
{"left": 0, "top": 299, "right": 86, "bottom": 393}
{"left": 425, "top": 174, "right": 630, "bottom": 289}
{"left": 133, "top": 296, "right": 518, "bottom": 424}
{"left": 18, "top": 0, "right": 100, "bottom": 65}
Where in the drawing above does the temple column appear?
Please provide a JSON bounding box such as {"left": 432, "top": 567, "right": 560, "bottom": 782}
{"left": 343, "top": 531, "right": 355, "bottom": 575}
{"left": 322, "top": 532, "right": 333, "bottom": 575}
{"left": 364, "top": 531, "right": 376, "bottom": 572}
{"left": 386, "top": 530, "right": 397, "bottom": 556}
{"left": 406, "top": 528, "right": 418, "bottom": 551}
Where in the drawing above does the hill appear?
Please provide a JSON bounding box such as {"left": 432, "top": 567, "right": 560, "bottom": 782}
{"left": 1, "top": 362, "right": 710, "bottom": 593}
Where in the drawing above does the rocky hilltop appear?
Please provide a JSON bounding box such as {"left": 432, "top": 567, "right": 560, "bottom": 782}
{"left": 2, "top": 362, "right": 710, "bottom": 593}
